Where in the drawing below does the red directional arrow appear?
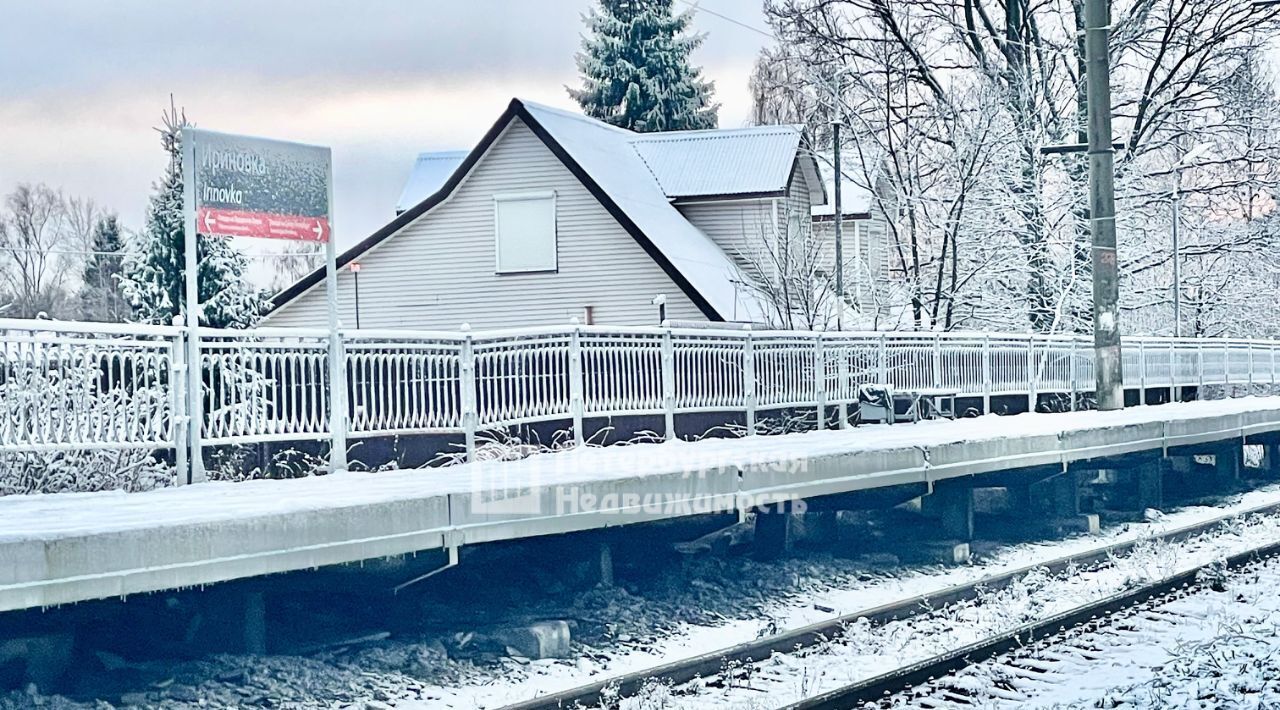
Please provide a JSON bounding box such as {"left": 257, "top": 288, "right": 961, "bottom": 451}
{"left": 197, "top": 207, "right": 330, "bottom": 243}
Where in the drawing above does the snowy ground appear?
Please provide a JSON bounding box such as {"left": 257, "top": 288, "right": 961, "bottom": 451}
{"left": 396, "top": 485, "right": 1280, "bottom": 709}
{"left": 892, "top": 556, "right": 1280, "bottom": 709}
{"left": 627, "top": 504, "right": 1280, "bottom": 709}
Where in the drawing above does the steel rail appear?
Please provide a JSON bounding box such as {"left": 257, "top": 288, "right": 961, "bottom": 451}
{"left": 499, "top": 497, "right": 1280, "bottom": 710}
{"left": 784, "top": 529, "right": 1280, "bottom": 710}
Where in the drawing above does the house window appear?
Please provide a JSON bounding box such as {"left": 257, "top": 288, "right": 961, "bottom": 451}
{"left": 494, "top": 191, "right": 557, "bottom": 273}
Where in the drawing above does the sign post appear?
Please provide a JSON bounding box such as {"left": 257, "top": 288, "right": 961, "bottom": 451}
{"left": 182, "top": 128, "right": 345, "bottom": 482}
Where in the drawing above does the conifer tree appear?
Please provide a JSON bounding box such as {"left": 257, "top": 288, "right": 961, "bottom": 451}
{"left": 569, "top": 0, "right": 719, "bottom": 132}
{"left": 119, "top": 104, "right": 265, "bottom": 328}
{"left": 78, "top": 214, "right": 130, "bottom": 322}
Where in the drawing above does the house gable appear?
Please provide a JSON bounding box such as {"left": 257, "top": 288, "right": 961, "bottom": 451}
{"left": 267, "top": 115, "right": 708, "bottom": 329}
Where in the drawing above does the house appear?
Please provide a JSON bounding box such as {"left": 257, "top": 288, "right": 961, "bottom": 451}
{"left": 268, "top": 98, "right": 844, "bottom": 330}
{"left": 810, "top": 153, "right": 894, "bottom": 319}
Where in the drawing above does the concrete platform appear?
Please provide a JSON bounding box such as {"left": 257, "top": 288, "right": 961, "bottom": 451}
{"left": 4, "top": 397, "right": 1280, "bottom": 612}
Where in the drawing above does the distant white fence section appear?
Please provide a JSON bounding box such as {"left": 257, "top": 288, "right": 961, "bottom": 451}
{"left": 3, "top": 318, "right": 1279, "bottom": 482}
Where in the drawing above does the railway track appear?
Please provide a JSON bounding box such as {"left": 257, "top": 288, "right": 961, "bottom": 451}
{"left": 502, "top": 498, "right": 1280, "bottom": 710}
{"left": 784, "top": 535, "right": 1280, "bottom": 709}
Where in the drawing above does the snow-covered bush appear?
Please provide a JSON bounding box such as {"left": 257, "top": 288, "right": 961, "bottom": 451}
{"left": 0, "top": 361, "right": 172, "bottom": 495}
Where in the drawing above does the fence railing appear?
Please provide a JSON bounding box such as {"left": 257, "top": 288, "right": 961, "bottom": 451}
{"left": 3, "top": 318, "right": 1279, "bottom": 482}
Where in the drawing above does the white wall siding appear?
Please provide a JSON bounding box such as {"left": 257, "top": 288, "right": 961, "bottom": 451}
{"left": 675, "top": 199, "right": 776, "bottom": 275}
{"left": 814, "top": 214, "right": 892, "bottom": 314}
{"left": 268, "top": 118, "right": 705, "bottom": 330}
{"left": 782, "top": 160, "right": 812, "bottom": 238}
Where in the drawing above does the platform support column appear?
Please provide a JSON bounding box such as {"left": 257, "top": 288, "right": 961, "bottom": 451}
{"left": 1212, "top": 443, "right": 1242, "bottom": 488}
{"left": 1048, "top": 470, "right": 1081, "bottom": 516}
{"left": 244, "top": 591, "right": 267, "bottom": 655}
{"left": 754, "top": 504, "right": 792, "bottom": 560}
{"left": 922, "top": 479, "right": 974, "bottom": 541}
{"left": 1265, "top": 443, "right": 1280, "bottom": 477}
{"left": 1136, "top": 460, "right": 1164, "bottom": 511}
{"left": 596, "top": 541, "right": 614, "bottom": 588}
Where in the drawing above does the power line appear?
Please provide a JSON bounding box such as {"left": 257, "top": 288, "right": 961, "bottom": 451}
{"left": 678, "top": 0, "right": 777, "bottom": 40}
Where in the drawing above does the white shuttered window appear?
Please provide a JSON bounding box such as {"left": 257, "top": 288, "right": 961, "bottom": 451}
{"left": 494, "top": 191, "right": 557, "bottom": 273}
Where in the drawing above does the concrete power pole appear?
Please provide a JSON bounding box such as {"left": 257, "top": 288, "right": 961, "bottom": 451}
{"left": 832, "top": 121, "right": 844, "bottom": 330}
{"left": 1084, "top": 0, "right": 1124, "bottom": 410}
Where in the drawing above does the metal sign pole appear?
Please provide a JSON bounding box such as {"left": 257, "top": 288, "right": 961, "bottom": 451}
{"left": 326, "top": 159, "right": 347, "bottom": 473}
{"left": 181, "top": 130, "right": 205, "bottom": 484}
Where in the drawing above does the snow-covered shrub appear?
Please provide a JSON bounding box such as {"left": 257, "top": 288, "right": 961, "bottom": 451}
{"left": 0, "top": 361, "right": 172, "bottom": 495}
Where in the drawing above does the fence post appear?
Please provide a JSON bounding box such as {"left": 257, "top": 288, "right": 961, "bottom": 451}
{"left": 814, "top": 333, "right": 827, "bottom": 430}
{"left": 186, "top": 326, "right": 205, "bottom": 484}
{"left": 1069, "top": 337, "right": 1078, "bottom": 412}
{"left": 170, "top": 325, "right": 189, "bottom": 486}
{"left": 1198, "top": 341, "right": 1205, "bottom": 392}
{"left": 1272, "top": 342, "right": 1277, "bottom": 395}
{"left": 836, "top": 336, "right": 849, "bottom": 429}
{"left": 1224, "top": 341, "right": 1231, "bottom": 396}
{"left": 1026, "top": 335, "right": 1036, "bottom": 413}
{"left": 460, "top": 325, "right": 478, "bottom": 461}
{"left": 982, "top": 334, "right": 992, "bottom": 415}
{"left": 328, "top": 326, "right": 349, "bottom": 472}
{"left": 744, "top": 328, "right": 757, "bottom": 435}
{"left": 1137, "top": 339, "right": 1146, "bottom": 406}
{"left": 569, "top": 324, "right": 584, "bottom": 447}
{"left": 932, "top": 333, "right": 943, "bottom": 390}
{"left": 1248, "top": 341, "right": 1255, "bottom": 392}
{"left": 661, "top": 324, "right": 676, "bottom": 440}
{"left": 878, "top": 332, "right": 888, "bottom": 384}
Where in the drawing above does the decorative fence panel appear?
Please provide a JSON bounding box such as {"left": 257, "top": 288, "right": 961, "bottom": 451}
{"left": 3, "top": 318, "right": 1280, "bottom": 483}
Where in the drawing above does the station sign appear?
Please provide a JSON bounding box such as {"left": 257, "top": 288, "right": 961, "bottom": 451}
{"left": 189, "top": 129, "right": 331, "bottom": 242}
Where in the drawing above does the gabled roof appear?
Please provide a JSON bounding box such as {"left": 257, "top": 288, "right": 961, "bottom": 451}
{"left": 395, "top": 151, "right": 467, "bottom": 213}
{"left": 519, "top": 100, "right": 764, "bottom": 321}
{"left": 272, "top": 99, "right": 816, "bottom": 321}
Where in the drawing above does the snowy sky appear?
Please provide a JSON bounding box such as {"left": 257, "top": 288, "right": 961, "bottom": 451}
{"left": 0, "top": 1, "right": 772, "bottom": 259}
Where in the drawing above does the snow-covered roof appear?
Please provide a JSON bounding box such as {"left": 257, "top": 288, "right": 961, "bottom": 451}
{"left": 630, "top": 125, "right": 813, "bottom": 200}
{"left": 276, "top": 99, "right": 825, "bottom": 322}
{"left": 396, "top": 118, "right": 825, "bottom": 214}
{"left": 520, "top": 101, "right": 768, "bottom": 321}
{"left": 396, "top": 151, "right": 467, "bottom": 213}
{"left": 811, "top": 151, "right": 878, "bottom": 218}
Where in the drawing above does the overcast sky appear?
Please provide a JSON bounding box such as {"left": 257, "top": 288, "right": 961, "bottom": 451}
{"left": 0, "top": 1, "right": 772, "bottom": 257}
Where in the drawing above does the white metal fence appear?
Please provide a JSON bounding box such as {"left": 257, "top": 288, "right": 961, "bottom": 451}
{"left": 3, "top": 318, "right": 1278, "bottom": 482}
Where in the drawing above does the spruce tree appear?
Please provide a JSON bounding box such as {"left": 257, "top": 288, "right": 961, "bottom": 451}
{"left": 569, "top": 0, "right": 719, "bottom": 132}
{"left": 119, "top": 105, "right": 266, "bottom": 329}
{"left": 78, "top": 214, "right": 130, "bottom": 322}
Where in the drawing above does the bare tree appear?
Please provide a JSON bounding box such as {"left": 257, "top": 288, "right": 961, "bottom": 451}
{"left": 0, "top": 184, "right": 77, "bottom": 318}
{"left": 761, "top": 0, "right": 1280, "bottom": 337}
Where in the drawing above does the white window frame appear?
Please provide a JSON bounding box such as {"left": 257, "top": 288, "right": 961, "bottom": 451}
{"left": 493, "top": 190, "right": 558, "bottom": 274}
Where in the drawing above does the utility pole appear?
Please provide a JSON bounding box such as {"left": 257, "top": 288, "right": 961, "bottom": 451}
{"left": 1171, "top": 172, "right": 1181, "bottom": 338}
{"left": 832, "top": 120, "right": 844, "bottom": 330}
{"left": 1084, "top": 0, "right": 1123, "bottom": 410}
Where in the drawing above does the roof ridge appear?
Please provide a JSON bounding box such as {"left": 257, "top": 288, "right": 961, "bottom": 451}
{"left": 630, "top": 124, "right": 803, "bottom": 142}
{"left": 518, "top": 98, "right": 635, "bottom": 135}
